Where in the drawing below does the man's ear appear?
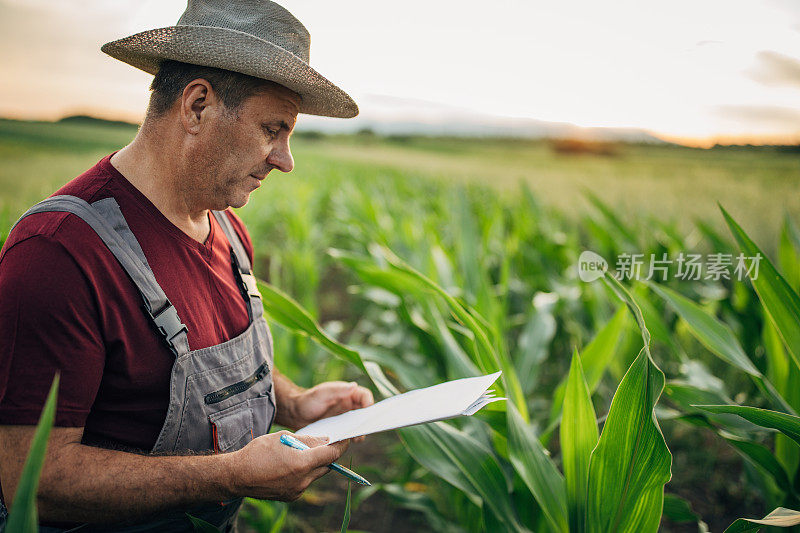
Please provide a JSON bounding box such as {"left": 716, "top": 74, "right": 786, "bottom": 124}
{"left": 180, "top": 78, "right": 219, "bottom": 134}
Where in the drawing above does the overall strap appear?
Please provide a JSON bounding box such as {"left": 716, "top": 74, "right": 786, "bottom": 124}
{"left": 11, "top": 195, "right": 191, "bottom": 358}
{"left": 211, "top": 211, "right": 263, "bottom": 321}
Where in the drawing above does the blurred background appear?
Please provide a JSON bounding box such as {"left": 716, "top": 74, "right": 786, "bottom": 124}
{"left": 1, "top": 1, "right": 800, "bottom": 532}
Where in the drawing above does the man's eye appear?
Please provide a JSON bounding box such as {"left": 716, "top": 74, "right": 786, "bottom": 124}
{"left": 262, "top": 126, "right": 279, "bottom": 137}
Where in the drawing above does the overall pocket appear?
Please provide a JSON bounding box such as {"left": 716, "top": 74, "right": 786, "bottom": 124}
{"left": 204, "top": 361, "right": 270, "bottom": 405}
{"left": 208, "top": 401, "right": 253, "bottom": 453}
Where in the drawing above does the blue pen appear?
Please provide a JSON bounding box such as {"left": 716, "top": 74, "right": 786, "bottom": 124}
{"left": 279, "top": 433, "right": 371, "bottom": 486}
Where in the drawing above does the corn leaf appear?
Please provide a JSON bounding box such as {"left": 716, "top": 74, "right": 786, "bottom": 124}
{"left": 567, "top": 272, "right": 671, "bottom": 532}
{"left": 365, "top": 363, "right": 524, "bottom": 532}
{"left": 648, "top": 283, "right": 759, "bottom": 375}
{"left": 507, "top": 404, "right": 568, "bottom": 533}
{"left": 378, "top": 246, "right": 528, "bottom": 422}
{"left": 663, "top": 382, "right": 760, "bottom": 432}
{"left": 649, "top": 282, "right": 793, "bottom": 413}
{"left": 561, "top": 350, "right": 598, "bottom": 533}
{"left": 724, "top": 507, "right": 800, "bottom": 532}
{"left": 721, "top": 206, "right": 800, "bottom": 371}
{"left": 585, "top": 346, "right": 671, "bottom": 533}
{"left": 186, "top": 514, "right": 221, "bottom": 532}
{"left": 401, "top": 423, "right": 525, "bottom": 532}
{"left": 662, "top": 493, "right": 699, "bottom": 523}
{"left": 779, "top": 217, "right": 800, "bottom": 292}
{"left": 602, "top": 274, "right": 650, "bottom": 348}
{"left": 338, "top": 245, "right": 528, "bottom": 421}
{"left": 6, "top": 375, "right": 59, "bottom": 533}
{"left": 720, "top": 433, "right": 794, "bottom": 496}
{"left": 695, "top": 405, "right": 800, "bottom": 446}
{"left": 764, "top": 319, "right": 800, "bottom": 473}
{"left": 548, "top": 307, "right": 627, "bottom": 423}
{"left": 340, "top": 479, "right": 352, "bottom": 533}
{"left": 256, "top": 278, "right": 366, "bottom": 372}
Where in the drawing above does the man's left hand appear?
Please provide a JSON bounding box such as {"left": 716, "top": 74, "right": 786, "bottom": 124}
{"left": 287, "top": 381, "right": 374, "bottom": 438}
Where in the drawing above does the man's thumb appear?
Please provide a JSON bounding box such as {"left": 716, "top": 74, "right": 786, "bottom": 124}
{"left": 293, "top": 434, "right": 329, "bottom": 448}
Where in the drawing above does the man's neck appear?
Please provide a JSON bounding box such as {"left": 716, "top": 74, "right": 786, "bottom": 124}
{"left": 109, "top": 135, "right": 212, "bottom": 244}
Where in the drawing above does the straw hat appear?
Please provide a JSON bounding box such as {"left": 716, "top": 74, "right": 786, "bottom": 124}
{"left": 101, "top": 0, "right": 358, "bottom": 118}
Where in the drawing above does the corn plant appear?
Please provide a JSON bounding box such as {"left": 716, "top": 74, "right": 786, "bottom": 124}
{"left": 3, "top": 375, "right": 59, "bottom": 533}
{"left": 647, "top": 207, "right": 800, "bottom": 530}
{"left": 257, "top": 242, "right": 675, "bottom": 532}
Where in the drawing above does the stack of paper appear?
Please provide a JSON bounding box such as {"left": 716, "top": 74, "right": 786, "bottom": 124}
{"left": 296, "top": 371, "right": 505, "bottom": 444}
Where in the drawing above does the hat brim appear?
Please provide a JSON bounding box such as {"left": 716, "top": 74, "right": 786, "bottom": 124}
{"left": 101, "top": 25, "right": 358, "bottom": 119}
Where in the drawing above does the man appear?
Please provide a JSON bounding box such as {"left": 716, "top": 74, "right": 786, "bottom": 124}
{"left": 0, "top": 0, "right": 372, "bottom": 531}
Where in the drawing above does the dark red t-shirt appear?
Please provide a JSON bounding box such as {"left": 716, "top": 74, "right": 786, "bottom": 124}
{"left": 0, "top": 153, "right": 256, "bottom": 452}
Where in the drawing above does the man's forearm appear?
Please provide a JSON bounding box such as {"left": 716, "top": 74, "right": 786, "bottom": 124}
{"left": 1, "top": 424, "right": 348, "bottom": 525}
{"left": 37, "top": 441, "right": 235, "bottom": 523}
{"left": 272, "top": 368, "right": 306, "bottom": 429}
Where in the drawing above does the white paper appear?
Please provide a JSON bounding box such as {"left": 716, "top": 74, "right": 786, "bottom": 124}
{"left": 296, "top": 371, "right": 505, "bottom": 443}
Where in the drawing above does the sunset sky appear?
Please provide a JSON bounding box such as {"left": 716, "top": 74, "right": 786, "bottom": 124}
{"left": 1, "top": 0, "right": 799, "bottom": 146}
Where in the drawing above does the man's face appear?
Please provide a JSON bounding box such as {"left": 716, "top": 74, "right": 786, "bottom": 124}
{"left": 190, "top": 83, "right": 300, "bottom": 211}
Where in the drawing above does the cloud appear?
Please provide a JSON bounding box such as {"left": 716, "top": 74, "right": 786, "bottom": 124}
{"left": 716, "top": 104, "right": 800, "bottom": 131}
{"left": 695, "top": 40, "right": 723, "bottom": 47}
{"left": 747, "top": 50, "right": 800, "bottom": 88}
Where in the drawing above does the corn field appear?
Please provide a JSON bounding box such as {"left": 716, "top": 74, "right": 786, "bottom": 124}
{"left": 2, "top": 118, "right": 800, "bottom": 532}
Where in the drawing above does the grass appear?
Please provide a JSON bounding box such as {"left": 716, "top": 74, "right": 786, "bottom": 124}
{"left": 1, "top": 118, "right": 797, "bottom": 248}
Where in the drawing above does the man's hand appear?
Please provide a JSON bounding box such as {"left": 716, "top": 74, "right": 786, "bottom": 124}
{"left": 227, "top": 431, "right": 349, "bottom": 501}
{"left": 284, "top": 381, "right": 374, "bottom": 432}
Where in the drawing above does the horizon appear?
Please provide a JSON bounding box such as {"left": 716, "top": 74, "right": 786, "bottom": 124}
{"left": 2, "top": 0, "right": 799, "bottom": 149}
{"left": 7, "top": 113, "right": 800, "bottom": 150}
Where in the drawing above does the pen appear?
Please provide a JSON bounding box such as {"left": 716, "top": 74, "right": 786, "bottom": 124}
{"left": 279, "top": 433, "right": 372, "bottom": 486}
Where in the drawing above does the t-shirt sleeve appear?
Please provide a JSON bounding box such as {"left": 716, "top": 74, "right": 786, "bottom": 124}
{"left": 224, "top": 210, "right": 255, "bottom": 267}
{"left": 0, "top": 235, "right": 105, "bottom": 427}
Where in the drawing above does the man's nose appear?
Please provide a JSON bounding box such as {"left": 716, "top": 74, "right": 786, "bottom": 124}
{"left": 267, "top": 141, "right": 294, "bottom": 173}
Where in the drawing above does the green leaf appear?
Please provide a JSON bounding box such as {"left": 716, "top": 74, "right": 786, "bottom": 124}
{"left": 576, "top": 273, "right": 671, "bottom": 532}
{"left": 507, "top": 404, "right": 568, "bottom": 533}
{"left": 548, "top": 307, "right": 627, "bottom": 423}
{"left": 721, "top": 206, "right": 800, "bottom": 372}
{"left": 720, "top": 432, "right": 794, "bottom": 496}
{"left": 336, "top": 245, "right": 528, "bottom": 421}
{"left": 663, "top": 382, "right": 760, "bottom": 432}
{"left": 269, "top": 506, "right": 288, "bottom": 533}
{"left": 185, "top": 514, "right": 221, "bottom": 532}
{"left": 400, "top": 422, "right": 524, "bottom": 532}
{"left": 602, "top": 273, "right": 651, "bottom": 349}
{"left": 380, "top": 246, "right": 528, "bottom": 422}
{"left": 581, "top": 307, "right": 629, "bottom": 392}
{"left": 561, "top": 350, "right": 598, "bottom": 533}
{"left": 648, "top": 283, "right": 759, "bottom": 375}
{"left": 662, "top": 493, "right": 699, "bottom": 523}
{"left": 585, "top": 346, "right": 672, "bottom": 533}
{"left": 764, "top": 319, "right": 800, "bottom": 473}
{"left": 365, "top": 363, "right": 524, "bottom": 531}
{"left": 256, "top": 278, "right": 366, "bottom": 372}
{"left": 695, "top": 405, "right": 800, "bottom": 446}
{"left": 340, "top": 478, "right": 352, "bottom": 533}
{"left": 6, "top": 374, "right": 59, "bottom": 533}
{"left": 779, "top": 216, "right": 800, "bottom": 292}
{"left": 649, "top": 282, "right": 793, "bottom": 414}
{"left": 724, "top": 507, "right": 800, "bottom": 532}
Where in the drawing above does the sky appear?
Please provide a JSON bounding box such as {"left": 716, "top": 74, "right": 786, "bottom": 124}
{"left": 1, "top": 0, "right": 800, "bottom": 146}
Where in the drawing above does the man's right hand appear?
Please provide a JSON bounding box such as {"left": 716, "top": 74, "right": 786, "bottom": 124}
{"left": 226, "top": 430, "right": 350, "bottom": 501}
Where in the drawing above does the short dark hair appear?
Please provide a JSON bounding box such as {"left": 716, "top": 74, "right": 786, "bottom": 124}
{"left": 147, "top": 60, "right": 273, "bottom": 117}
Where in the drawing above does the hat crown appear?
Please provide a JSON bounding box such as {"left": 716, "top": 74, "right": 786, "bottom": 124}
{"left": 177, "top": 0, "right": 310, "bottom": 62}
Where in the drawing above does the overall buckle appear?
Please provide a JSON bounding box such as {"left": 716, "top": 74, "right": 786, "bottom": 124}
{"left": 148, "top": 303, "right": 188, "bottom": 356}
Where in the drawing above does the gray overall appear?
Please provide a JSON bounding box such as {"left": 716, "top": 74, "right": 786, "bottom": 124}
{"left": 0, "top": 195, "right": 277, "bottom": 532}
